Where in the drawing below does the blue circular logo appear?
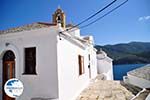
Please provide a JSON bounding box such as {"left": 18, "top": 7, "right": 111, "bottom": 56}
{"left": 4, "top": 78, "right": 24, "bottom": 98}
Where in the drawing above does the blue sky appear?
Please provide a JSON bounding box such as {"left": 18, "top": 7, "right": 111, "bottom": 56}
{"left": 0, "top": 0, "right": 150, "bottom": 45}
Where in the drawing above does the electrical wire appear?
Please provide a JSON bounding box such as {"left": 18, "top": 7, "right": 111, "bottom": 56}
{"left": 80, "top": 0, "right": 128, "bottom": 29}
{"left": 61, "top": 0, "right": 117, "bottom": 33}
{"left": 59, "top": 0, "right": 128, "bottom": 46}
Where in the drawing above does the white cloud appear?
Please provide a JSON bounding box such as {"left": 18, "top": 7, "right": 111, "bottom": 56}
{"left": 138, "top": 16, "right": 150, "bottom": 21}
{"left": 138, "top": 17, "right": 144, "bottom": 21}
{"left": 145, "top": 16, "right": 150, "bottom": 20}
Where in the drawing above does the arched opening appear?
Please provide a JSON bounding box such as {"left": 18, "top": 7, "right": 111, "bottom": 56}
{"left": 2, "top": 50, "right": 15, "bottom": 100}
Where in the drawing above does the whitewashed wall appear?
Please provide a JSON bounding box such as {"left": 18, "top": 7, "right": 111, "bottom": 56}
{"left": 88, "top": 46, "right": 97, "bottom": 79}
{"left": 0, "top": 25, "right": 98, "bottom": 100}
{"left": 0, "top": 27, "right": 59, "bottom": 100}
{"left": 57, "top": 34, "right": 91, "bottom": 100}
{"left": 97, "top": 54, "right": 113, "bottom": 80}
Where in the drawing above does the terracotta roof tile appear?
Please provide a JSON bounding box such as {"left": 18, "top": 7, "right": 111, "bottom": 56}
{"left": 0, "top": 22, "right": 56, "bottom": 35}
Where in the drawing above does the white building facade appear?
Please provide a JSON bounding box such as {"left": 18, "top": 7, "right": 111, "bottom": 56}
{"left": 123, "top": 64, "right": 150, "bottom": 89}
{"left": 0, "top": 8, "right": 97, "bottom": 100}
{"left": 97, "top": 49, "right": 113, "bottom": 80}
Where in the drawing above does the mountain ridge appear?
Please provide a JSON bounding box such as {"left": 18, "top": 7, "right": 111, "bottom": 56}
{"left": 95, "top": 42, "right": 150, "bottom": 65}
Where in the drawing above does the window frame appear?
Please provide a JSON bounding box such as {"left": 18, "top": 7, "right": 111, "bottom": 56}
{"left": 23, "top": 47, "right": 37, "bottom": 75}
{"left": 78, "top": 55, "right": 85, "bottom": 76}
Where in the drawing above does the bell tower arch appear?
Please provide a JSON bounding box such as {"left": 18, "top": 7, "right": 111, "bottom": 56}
{"left": 52, "top": 7, "right": 66, "bottom": 28}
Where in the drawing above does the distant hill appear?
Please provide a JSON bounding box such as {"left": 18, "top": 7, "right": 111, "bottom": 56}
{"left": 95, "top": 42, "right": 150, "bottom": 65}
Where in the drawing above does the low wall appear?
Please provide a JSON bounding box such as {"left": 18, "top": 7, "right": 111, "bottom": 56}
{"left": 97, "top": 58, "right": 113, "bottom": 80}
{"left": 127, "top": 74, "right": 150, "bottom": 88}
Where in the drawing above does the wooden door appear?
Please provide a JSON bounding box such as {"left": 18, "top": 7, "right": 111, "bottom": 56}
{"left": 3, "top": 61, "right": 15, "bottom": 100}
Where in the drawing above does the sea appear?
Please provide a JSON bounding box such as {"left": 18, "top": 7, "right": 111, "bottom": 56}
{"left": 113, "top": 64, "right": 146, "bottom": 80}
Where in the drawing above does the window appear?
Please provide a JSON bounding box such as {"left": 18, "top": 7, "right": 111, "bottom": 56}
{"left": 24, "top": 47, "right": 36, "bottom": 74}
{"left": 78, "top": 55, "right": 84, "bottom": 75}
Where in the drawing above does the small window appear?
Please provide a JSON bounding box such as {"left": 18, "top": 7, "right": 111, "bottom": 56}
{"left": 24, "top": 47, "right": 36, "bottom": 75}
{"left": 78, "top": 55, "right": 84, "bottom": 75}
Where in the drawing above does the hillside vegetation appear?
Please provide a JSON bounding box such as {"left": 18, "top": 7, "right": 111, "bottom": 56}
{"left": 95, "top": 42, "right": 150, "bottom": 65}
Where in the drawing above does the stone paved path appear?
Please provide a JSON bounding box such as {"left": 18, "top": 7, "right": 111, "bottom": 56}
{"left": 76, "top": 79, "right": 134, "bottom": 100}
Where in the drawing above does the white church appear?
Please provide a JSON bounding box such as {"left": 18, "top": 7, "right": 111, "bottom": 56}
{"left": 0, "top": 8, "right": 113, "bottom": 100}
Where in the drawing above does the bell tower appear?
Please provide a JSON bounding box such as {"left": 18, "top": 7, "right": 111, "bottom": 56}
{"left": 52, "top": 7, "right": 66, "bottom": 28}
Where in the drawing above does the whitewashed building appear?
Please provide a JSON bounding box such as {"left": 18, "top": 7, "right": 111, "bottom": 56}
{"left": 0, "top": 8, "right": 98, "bottom": 100}
{"left": 97, "top": 49, "right": 113, "bottom": 80}
{"left": 123, "top": 64, "right": 150, "bottom": 89}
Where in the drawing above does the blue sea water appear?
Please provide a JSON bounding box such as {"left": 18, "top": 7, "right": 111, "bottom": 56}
{"left": 113, "top": 64, "right": 146, "bottom": 80}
